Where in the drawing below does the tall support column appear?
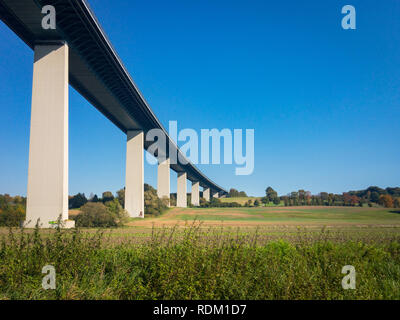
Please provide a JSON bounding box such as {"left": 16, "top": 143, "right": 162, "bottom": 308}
{"left": 157, "top": 158, "right": 170, "bottom": 206}
{"left": 125, "top": 130, "right": 144, "bottom": 218}
{"left": 213, "top": 191, "right": 219, "bottom": 199}
{"left": 191, "top": 181, "right": 200, "bottom": 206}
{"left": 26, "top": 43, "right": 69, "bottom": 228}
{"left": 203, "top": 188, "right": 210, "bottom": 201}
{"left": 177, "top": 172, "right": 187, "bottom": 207}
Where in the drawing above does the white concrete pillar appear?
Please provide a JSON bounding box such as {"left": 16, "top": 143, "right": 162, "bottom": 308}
{"left": 125, "top": 130, "right": 144, "bottom": 218}
{"left": 203, "top": 188, "right": 210, "bottom": 201}
{"left": 191, "top": 181, "right": 200, "bottom": 206}
{"left": 177, "top": 172, "right": 187, "bottom": 207}
{"left": 157, "top": 158, "right": 170, "bottom": 206}
{"left": 26, "top": 43, "right": 69, "bottom": 228}
{"left": 212, "top": 191, "right": 219, "bottom": 199}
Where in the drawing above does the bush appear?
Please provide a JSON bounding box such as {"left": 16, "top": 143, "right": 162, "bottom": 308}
{"left": 73, "top": 202, "right": 127, "bottom": 228}
{"left": 104, "top": 199, "right": 129, "bottom": 226}
{"left": 200, "top": 198, "right": 241, "bottom": 208}
{"left": 0, "top": 194, "right": 26, "bottom": 227}
{"left": 0, "top": 206, "right": 25, "bottom": 227}
{"left": 144, "top": 184, "right": 168, "bottom": 216}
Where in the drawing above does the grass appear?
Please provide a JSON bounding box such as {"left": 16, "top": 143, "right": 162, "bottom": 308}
{"left": 1, "top": 206, "right": 400, "bottom": 300}
{"left": 135, "top": 206, "right": 400, "bottom": 226}
{"left": 0, "top": 223, "right": 399, "bottom": 299}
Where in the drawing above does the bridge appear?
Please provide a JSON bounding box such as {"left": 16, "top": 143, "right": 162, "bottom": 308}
{"left": 0, "top": 0, "right": 227, "bottom": 227}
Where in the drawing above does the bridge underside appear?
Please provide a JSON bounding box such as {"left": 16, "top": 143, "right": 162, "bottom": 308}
{"left": 0, "top": 0, "right": 227, "bottom": 226}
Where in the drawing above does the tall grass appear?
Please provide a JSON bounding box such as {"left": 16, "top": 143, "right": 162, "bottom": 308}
{"left": 0, "top": 223, "right": 399, "bottom": 300}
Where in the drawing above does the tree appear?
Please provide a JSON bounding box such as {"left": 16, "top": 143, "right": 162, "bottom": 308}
{"left": 343, "top": 193, "right": 352, "bottom": 206}
{"left": 238, "top": 191, "right": 248, "bottom": 197}
{"left": 102, "top": 191, "right": 114, "bottom": 203}
{"left": 104, "top": 198, "right": 128, "bottom": 226}
{"left": 228, "top": 188, "right": 240, "bottom": 198}
{"left": 290, "top": 192, "right": 299, "bottom": 206}
{"left": 144, "top": 183, "right": 168, "bottom": 215}
{"left": 261, "top": 196, "right": 268, "bottom": 206}
{"left": 379, "top": 195, "right": 393, "bottom": 208}
{"left": 350, "top": 195, "right": 360, "bottom": 206}
{"left": 394, "top": 198, "right": 400, "bottom": 208}
{"left": 273, "top": 197, "right": 280, "bottom": 205}
{"left": 69, "top": 193, "right": 88, "bottom": 209}
{"left": 266, "top": 187, "right": 278, "bottom": 203}
{"left": 254, "top": 199, "right": 260, "bottom": 207}
{"left": 116, "top": 188, "right": 125, "bottom": 207}
{"left": 370, "top": 192, "right": 380, "bottom": 203}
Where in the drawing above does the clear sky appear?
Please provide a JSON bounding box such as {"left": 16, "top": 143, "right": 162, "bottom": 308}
{"left": 0, "top": 0, "right": 399, "bottom": 197}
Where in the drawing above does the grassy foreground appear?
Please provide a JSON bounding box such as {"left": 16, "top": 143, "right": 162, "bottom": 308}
{"left": 0, "top": 224, "right": 399, "bottom": 300}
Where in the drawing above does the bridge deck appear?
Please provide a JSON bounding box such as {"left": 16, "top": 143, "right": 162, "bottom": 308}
{"left": 0, "top": 0, "right": 227, "bottom": 194}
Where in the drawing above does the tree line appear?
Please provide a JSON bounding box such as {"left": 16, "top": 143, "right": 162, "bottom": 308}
{"left": 262, "top": 186, "right": 400, "bottom": 208}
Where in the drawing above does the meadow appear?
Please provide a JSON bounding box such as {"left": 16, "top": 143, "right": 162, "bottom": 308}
{"left": 0, "top": 206, "right": 399, "bottom": 300}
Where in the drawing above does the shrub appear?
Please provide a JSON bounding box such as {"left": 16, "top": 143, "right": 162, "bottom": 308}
{"left": 144, "top": 184, "right": 168, "bottom": 216}
{"left": 73, "top": 202, "right": 123, "bottom": 228}
{"left": 104, "top": 198, "right": 129, "bottom": 226}
{"left": 200, "top": 198, "right": 241, "bottom": 208}
{"left": 0, "top": 205, "right": 25, "bottom": 227}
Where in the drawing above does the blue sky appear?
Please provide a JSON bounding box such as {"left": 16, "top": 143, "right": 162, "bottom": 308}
{"left": 0, "top": 0, "right": 399, "bottom": 197}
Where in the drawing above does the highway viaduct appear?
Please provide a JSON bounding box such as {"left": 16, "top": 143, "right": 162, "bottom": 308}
{"left": 0, "top": 0, "right": 227, "bottom": 227}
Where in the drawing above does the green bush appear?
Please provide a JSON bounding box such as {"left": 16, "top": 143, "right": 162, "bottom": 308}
{"left": 144, "top": 184, "right": 168, "bottom": 216}
{"left": 200, "top": 198, "right": 241, "bottom": 208}
{"left": 73, "top": 201, "right": 127, "bottom": 228}
{"left": 0, "top": 194, "right": 26, "bottom": 227}
{"left": 0, "top": 206, "right": 25, "bottom": 227}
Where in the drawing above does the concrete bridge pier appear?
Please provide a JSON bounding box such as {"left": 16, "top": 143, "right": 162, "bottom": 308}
{"left": 203, "top": 188, "right": 210, "bottom": 202}
{"left": 212, "top": 191, "right": 219, "bottom": 199}
{"left": 125, "top": 130, "right": 144, "bottom": 217}
{"left": 157, "top": 158, "right": 170, "bottom": 206}
{"left": 177, "top": 172, "right": 187, "bottom": 207}
{"left": 25, "top": 43, "right": 70, "bottom": 228}
{"left": 191, "top": 181, "right": 200, "bottom": 206}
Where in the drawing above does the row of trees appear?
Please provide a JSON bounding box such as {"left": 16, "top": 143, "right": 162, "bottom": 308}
{"left": 69, "top": 190, "right": 124, "bottom": 209}
{"left": 227, "top": 189, "right": 248, "bottom": 198}
{"left": 261, "top": 186, "right": 400, "bottom": 208}
{"left": 69, "top": 184, "right": 169, "bottom": 217}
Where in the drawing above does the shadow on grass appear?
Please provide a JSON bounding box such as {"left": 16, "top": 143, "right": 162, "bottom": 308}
{"left": 389, "top": 210, "right": 400, "bottom": 215}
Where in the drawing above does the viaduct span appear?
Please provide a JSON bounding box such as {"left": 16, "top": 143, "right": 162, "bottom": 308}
{"left": 0, "top": 0, "right": 227, "bottom": 227}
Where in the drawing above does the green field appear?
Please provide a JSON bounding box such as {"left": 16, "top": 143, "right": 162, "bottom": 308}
{"left": 128, "top": 206, "right": 400, "bottom": 226}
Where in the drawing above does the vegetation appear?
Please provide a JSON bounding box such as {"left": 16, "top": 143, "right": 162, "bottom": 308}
{"left": 73, "top": 200, "right": 128, "bottom": 228}
{"left": 227, "top": 188, "right": 248, "bottom": 198}
{"left": 258, "top": 186, "right": 400, "bottom": 208}
{"left": 170, "top": 206, "right": 400, "bottom": 225}
{"left": 200, "top": 197, "right": 241, "bottom": 208}
{"left": 0, "top": 194, "right": 26, "bottom": 227}
{"left": 68, "top": 193, "right": 87, "bottom": 209}
{"left": 144, "top": 184, "right": 169, "bottom": 216}
{"left": 0, "top": 224, "right": 399, "bottom": 299}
